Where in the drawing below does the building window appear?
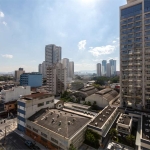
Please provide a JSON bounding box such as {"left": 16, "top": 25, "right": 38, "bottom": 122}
{"left": 46, "top": 101, "right": 50, "bottom": 104}
{"left": 27, "top": 125, "right": 31, "bottom": 129}
{"left": 41, "top": 132, "right": 47, "bottom": 138}
{"left": 41, "top": 137, "right": 47, "bottom": 143}
{"left": 38, "top": 102, "right": 44, "bottom": 107}
{"left": 9, "top": 105, "right": 11, "bottom": 107}
{"left": 51, "top": 137, "right": 58, "bottom": 144}
{"left": 33, "top": 128, "right": 38, "bottom": 133}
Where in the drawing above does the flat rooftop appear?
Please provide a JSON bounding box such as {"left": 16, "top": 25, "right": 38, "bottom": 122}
{"left": 22, "top": 92, "right": 52, "bottom": 100}
{"left": 142, "top": 115, "right": 150, "bottom": 141}
{"left": 117, "top": 114, "right": 131, "bottom": 125}
{"left": 89, "top": 106, "right": 116, "bottom": 128}
{"left": 28, "top": 108, "right": 91, "bottom": 138}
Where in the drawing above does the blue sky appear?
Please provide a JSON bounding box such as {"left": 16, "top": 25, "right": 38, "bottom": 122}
{"left": 0, "top": 0, "right": 126, "bottom": 72}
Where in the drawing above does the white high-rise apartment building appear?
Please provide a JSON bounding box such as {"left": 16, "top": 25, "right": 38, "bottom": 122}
{"left": 109, "top": 59, "right": 116, "bottom": 76}
{"left": 15, "top": 68, "right": 25, "bottom": 82}
{"left": 61, "top": 58, "right": 69, "bottom": 78}
{"left": 46, "top": 62, "right": 67, "bottom": 95}
{"left": 120, "top": 0, "right": 150, "bottom": 110}
{"left": 97, "top": 63, "right": 101, "bottom": 77}
{"left": 106, "top": 63, "right": 111, "bottom": 77}
{"left": 45, "top": 44, "right": 61, "bottom": 67}
{"left": 69, "top": 61, "right": 74, "bottom": 78}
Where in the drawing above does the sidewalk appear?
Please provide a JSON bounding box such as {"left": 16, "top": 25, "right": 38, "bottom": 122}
{"left": 14, "top": 129, "right": 49, "bottom": 150}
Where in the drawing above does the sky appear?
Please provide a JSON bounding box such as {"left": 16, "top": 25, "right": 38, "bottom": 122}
{"left": 0, "top": 0, "right": 126, "bottom": 72}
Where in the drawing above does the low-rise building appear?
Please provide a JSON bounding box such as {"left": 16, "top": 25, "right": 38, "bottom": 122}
{"left": 20, "top": 72, "right": 42, "bottom": 87}
{"left": 17, "top": 92, "right": 55, "bottom": 131}
{"left": 88, "top": 106, "right": 119, "bottom": 145}
{"left": 85, "top": 88, "right": 119, "bottom": 108}
{"left": 1, "top": 86, "right": 31, "bottom": 103}
{"left": 26, "top": 108, "right": 92, "bottom": 150}
{"left": 116, "top": 114, "right": 132, "bottom": 135}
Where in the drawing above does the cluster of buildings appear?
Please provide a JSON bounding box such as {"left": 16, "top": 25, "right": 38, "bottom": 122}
{"left": 38, "top": 44, "right": 74, "bottom": 95}
{"left": 1, "top": 0, "right": 150, "bottom": 150}
{"left": 97, "top": 59, "right": 118, "bottom": 77}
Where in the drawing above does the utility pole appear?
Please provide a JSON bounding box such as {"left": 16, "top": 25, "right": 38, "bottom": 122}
{"left": 3, "top": 124, "right": 11, "bottom": 145}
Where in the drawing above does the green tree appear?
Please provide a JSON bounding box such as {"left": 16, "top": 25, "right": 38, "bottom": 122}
{"left": 69, "top": 144, "right": 76, "bottom": 150}
{"left": 87, "top": 101, "right": 91, "bottom": 106}
{"left": 109, "top": 128, "right": 118, "bottom": 139}
{"left": 85, "top": 129, "right": 101, "bottom": 148}
{"left": 126, "top": 135, "right": 135, "bottom": 146}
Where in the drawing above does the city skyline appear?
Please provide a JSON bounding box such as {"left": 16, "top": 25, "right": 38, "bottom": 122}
{"left": 0, "top": 0, "right": 126, "bottom": 72}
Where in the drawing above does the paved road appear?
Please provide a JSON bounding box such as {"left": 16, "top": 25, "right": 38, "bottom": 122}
{"left": 0, "top": 132, "right": 30, "bottom": 150}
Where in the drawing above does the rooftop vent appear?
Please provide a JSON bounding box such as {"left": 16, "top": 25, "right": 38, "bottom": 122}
{"left": 51, "top": 112, "right": 53, "bottom": 115}
{"left": 58, "top": 128, "right": 61, "bottom": 132}
{"left": 73, "top": 118, "right": 76, "bottom": 122}
{"left": 59, "top": 121, "right": 61, "bottom": 126}
{"left": 99, "top": 118, "right": 101, "bottom": 121}
{"left": 106, "top": 112, "right": 109, "bottom": 115}
{"left": 108, "top": 109, "right": 111, "bottom": 112}
{"left": 103, "top": 115, "right": 106, "bottom": 118}
{"left": 57, "top": 114, "right": 59, "bottom": 118}
{"left": 68, "top": 121, "right": 71, "bottom": 125}
{"left": 71, "top": 114, "right": 73, "bottom": 116}
{"left": 45, "top": 116, "right": 47, "bottom": 120}
{"left": 95, "top": 122, "right": 98, "bottom": 126}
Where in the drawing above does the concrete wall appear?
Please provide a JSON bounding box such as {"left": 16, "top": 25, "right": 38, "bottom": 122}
{"left": 1, "top": 86, "right": 31, "bottom": 103}
{"left": 85, "top": 94, "right": 109, "bottom": 108}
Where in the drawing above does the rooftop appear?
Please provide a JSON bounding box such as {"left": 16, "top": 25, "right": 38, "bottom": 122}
{"left": 28, "top": 108, "right": 91, "bottom": 138}
{"left": 142, "top": 115, "right": 150, "bottom": 141}
{"left": 87, "top": 89, "right": 118, "bottom": 103}
{"left": 96, "top": 88, "right": 112, "bottom": 95}
{"left": 89, "top": 106, "right": 116, "bottom": 128}
{"left": 22, "top": 92, "right": 52, "bottom": 100}
{"left": 117, "top": 114, "right": 131, "bottom": 125}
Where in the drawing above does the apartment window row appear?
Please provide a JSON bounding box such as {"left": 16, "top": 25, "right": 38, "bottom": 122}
{"left": 38, "top": 102, "right": 44, "bottom": 107}
{"left": 27, "top": 125, "right": 31, "bottom": 129}
{"left": 121, "top": 3, "right": 142, "bottom": 18}
{"left": 33, "top": 128, "right": 38, "bottom": 133}
{"left": 41, "top": 132, "right": 47, "bottom": 138}
{"left": 51, "top": 137, "right": 58, "bottom": 144}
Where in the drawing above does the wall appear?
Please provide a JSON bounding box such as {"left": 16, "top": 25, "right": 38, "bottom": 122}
{"left": 28, "top": 74, "right": 42, "bottom": 87}
{"left": 1, "top": 86, "right": 31, "bottom": 103}
{"left": 85, "top": 94, "right": 109, "bottom": 108}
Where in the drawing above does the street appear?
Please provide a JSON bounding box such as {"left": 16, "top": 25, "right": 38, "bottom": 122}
{"left": 0, "top": 132, "right": 30, "bottom": 150}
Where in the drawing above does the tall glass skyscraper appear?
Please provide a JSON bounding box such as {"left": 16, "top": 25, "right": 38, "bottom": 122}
{"left": 120, "top": 0, "right": 150, "bottom": 110}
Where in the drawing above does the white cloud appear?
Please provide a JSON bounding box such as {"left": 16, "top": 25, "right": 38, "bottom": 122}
{"left": 113, "top": 40, "right": 116, "bottom": 43}
{"left": 2, "top": 21, "right": 7, "bottom": 26}
{"left": 78, "top": 40, "right": 86, "bottom": 50}
{"left": 1, "top": 54, "right": 13, "bottom": 58}
{"left": 89, "top": 45, "right": 115, "bottom": 57}
{"left": 0, "top": 11, "right": 4, "bottom": 17}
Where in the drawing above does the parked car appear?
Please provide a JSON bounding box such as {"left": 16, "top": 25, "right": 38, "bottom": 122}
{"left": 24, "top": 140, "right": 34, "bottom": 148}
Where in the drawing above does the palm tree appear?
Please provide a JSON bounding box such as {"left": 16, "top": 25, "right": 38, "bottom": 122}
{"left": 126, "top": 134, "right": 135, "bottom": 146}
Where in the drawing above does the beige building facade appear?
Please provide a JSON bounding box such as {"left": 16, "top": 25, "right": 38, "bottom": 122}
{"left": 120, "top": 0, "right": 150, "bottom": 110}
